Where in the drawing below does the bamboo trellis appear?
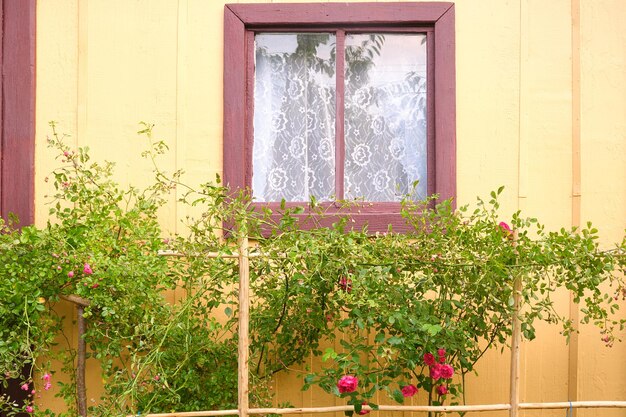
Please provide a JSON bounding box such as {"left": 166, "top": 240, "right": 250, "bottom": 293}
{"left": 147, "top": 235, "right": 626, "bottom": 416}
{"left": 63, "top": 236, "right": 626, "bottom": 417}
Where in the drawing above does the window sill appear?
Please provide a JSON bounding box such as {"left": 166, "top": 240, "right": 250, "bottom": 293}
{"left": 250, "top": 201, "right": 428, "bottom": 235}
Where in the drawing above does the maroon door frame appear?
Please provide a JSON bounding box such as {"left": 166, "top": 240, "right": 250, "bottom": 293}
{"left": 0, "top": 0, "right": 36, "bottom": 227}
{"left": 0, "top": 1, "right": 35, "bottom": 416}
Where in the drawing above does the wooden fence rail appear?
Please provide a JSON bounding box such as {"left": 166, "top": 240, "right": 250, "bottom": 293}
{"left": 134, "top": 401, "right": 626, "bottom": 417}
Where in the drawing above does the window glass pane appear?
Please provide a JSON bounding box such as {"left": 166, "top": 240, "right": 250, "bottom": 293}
{"left": 344, "top": 33, "right": 427, "bottom": 202}
{"left": 253, "top": 33, "right": 336, "bottom": 202}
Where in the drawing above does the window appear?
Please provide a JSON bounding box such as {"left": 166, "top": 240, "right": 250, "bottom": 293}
{"left": 223, "top": 3, "right": 455, "bottom": 232}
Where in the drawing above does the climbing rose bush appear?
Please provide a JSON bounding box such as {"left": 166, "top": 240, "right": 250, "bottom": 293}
{"left": 1, "top": 123, "right": 625, "bottom": 417}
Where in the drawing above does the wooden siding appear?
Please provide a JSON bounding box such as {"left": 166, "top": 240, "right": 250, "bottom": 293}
{"left": 34, "top": 1, "right": 626, "bottom": 416}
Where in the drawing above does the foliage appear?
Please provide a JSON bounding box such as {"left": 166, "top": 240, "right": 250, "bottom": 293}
{"left": 0, "top": 123, "right": 625, "bottom": 416}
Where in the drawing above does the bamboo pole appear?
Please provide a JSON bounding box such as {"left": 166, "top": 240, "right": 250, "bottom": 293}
{"left": 129, "top": 401, "right": 626, "bottom": 417}
{"left": 238, "top": 234, "right": 250, "bottom": 417}
{"left": 509, "top": 231, "right": 521, "bottom": 417}
{"left": 158, "top": 250, "right": 261, "bottom": 259}
{"left": 138, "top": 411, "right": 239, "bottom": 417}
{"left": 76, "top": 305, "right": 87, "bottom": 417}
{"left": 519, "top": 401, "right": 626, "bottom": 409}
{"left": 249, "top": 404, "right": 512, "bottom": 414}
{"left": 59, "top": 294, "right": 90, "bottom": 416}
{"left": 509, "top": 276, "right": 522, "bottom": 417}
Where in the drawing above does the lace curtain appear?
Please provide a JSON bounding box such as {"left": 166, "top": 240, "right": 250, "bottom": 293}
{"left": 253, "top": 33, "right": 427, "bottom": 203}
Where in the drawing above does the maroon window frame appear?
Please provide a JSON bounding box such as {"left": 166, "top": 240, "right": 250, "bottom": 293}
{"left": 223, "top": 2, "right": 455, "bottom": 233}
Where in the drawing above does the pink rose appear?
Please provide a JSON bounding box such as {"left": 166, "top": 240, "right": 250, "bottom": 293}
{"left": 68, "top": 271, "right": 74, "bottom": 278}
{"left": 437, "top": 348, "right": 446, "bottom": 357}
{"left": 337, "top": 375, "right": 358, "bottom": 394}
{"left": 437, "top": 385, "right": 448, "bottom": 396}
{"left": 21, "top": 383, "right": 29, "bottom": 391}
{"left": 401, "top": 384, "right": 418, "bottom": 397}
{"left": 423, "top": 353, "right": 436, "bottom": 366}
{"left": 42, "top": 373, "right": 51, "bottom": 382}
{"left": 430, "top": 363, "right": 442, "bottom": 380}
{"left": 26, "top": 405, "right": 34, "bottom": 413}
{"left": 498, "top": 222, "right": 511, "bottom": 232}
{"left": 358, "top": 402, "right": 370, "bottom": 415}
{"left": 44, "top": 382, "right": 52, "bottom": 390}
{"left": 440, "top": 364, "right": 454, "bottom": 379}
{"left": 498, "top": 222, "right": 514, "bottom": 240}
{"left": 83, "top": 263, "right": 93, "bottom": 275}
{"left": 339, "top": 277, "right": 352, "bottom": 293}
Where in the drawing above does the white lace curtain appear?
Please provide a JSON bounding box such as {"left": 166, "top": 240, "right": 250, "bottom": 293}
{"left": 253, "top": 33, "right": 427, "bottom": 203}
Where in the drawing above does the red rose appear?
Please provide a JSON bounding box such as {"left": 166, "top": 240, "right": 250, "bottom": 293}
{"left": 337, "top": 375, "right": 358, "bottom": 394}
{"left": 401, "top": 384, "right": 418, "bottom": 397}
{"left": 437, "top": 385, "right": 448, "bottom": 396}
{"left": 440, "top": 364, "right": 454, "bottom": 379}
{"left": 358, "top": 402, "right": 370, "bottom": 415}
{"left": 430, "top": 363, "right": 442, "bottom": 380}
{"left": 423, "top": 353, "right": 436, "bottom": 366}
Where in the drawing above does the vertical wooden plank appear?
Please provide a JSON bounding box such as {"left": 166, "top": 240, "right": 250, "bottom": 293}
{"left": 238, "top": 234, "right": 250, "bottom": 417}
{"left": 76, "top": 0, "right": 88, "bottom": 149}
{"left": 515, "top": 4, "right": 528, "bottom": 410}
{"left": 578, "top": 1, "right": 626, "bottom": 414}
{"left": 1, "top": 0, "right": 36, "bottom": 226}
{"left": 568, "top": 0, "right": 581, "bottom": 415}
{"left": 571, "top": 0, "right": 582, "bottom": 228}
{"left": 517, "top": 0, "right": 529, "bottom": 206}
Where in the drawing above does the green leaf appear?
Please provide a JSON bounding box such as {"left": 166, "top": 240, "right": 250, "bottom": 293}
{"left": 387, "top": 336, "right": 403, "bottom": 345}
{"left": 322, "top": 348, "right": 337, "bottom": 361}
{"left": 392, "top": 389, "right": 405, "bottom": 404}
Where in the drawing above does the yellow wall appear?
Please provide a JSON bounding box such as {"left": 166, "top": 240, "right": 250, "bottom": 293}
{"left": 35, "top": 0, "right": 626, "bottom": 416}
